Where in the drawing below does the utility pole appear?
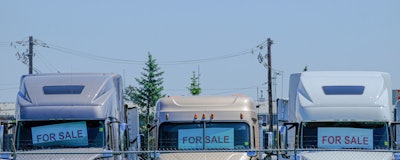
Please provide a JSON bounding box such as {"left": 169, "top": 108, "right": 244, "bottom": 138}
{"left": 14, "top": 36, "right": 49, "bottom": 74}
{"left": 255, "top": 38, "right": 275, "bottom": 132}
{"left": 267, "top": 38, "right": 274, "bottom": 132}
{"left": 28, "top": 36, "right": 33, "bottom": 74}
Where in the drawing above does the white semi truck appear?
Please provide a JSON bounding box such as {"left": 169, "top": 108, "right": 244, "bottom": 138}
{"left": 12, "top": 73, "right": 140, "bottom": 159}
{"left": 278, "top": 71, "right": 400, "bottom": 160}
{"left": 154, "top": 95, "right": 260, "bottom": 160}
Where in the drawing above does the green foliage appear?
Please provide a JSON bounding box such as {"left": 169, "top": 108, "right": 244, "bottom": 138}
{"left": 124, "top": 52, "right": 165, "bottom": 150}
{"left": 187, "top": 71, "right": 201, "bottom": 95}
{"left": 125, "top": 52, "right": 165, "bottom": 112}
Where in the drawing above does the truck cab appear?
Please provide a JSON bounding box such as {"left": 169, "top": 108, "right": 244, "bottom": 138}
{"left": 279, "top": 71, "right": 399, "bottom": 160}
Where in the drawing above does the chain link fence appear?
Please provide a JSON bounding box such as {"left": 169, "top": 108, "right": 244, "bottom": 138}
{"left": 0, "top": 149, "right": 400, "bottom": 160}
{"left": 1, "top": 149, "right": 400, "bottom": 159}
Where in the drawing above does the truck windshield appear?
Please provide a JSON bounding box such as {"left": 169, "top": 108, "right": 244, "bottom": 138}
{"left": 158, "top": 122, "right": 250, "bottom": 150}
{"left": 301, "top": 122, "right": 389, "bottom": 149}
{"left": 16, "top": 120, "right": 105, "bottom": 150}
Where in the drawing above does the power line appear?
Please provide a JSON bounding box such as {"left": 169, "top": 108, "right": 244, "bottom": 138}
{"left": 164, "top": 82, "right": 267, "bottom": 93}
{"left": 44, "top": 42, "right": 255, "bottom": 65}
{"left": 0, "top": 42, "right": 11, "bottom": 45}
{"left": 9, "top": 37, "right": 276, "bottom": 75}
{"left": 22, "top": 63, "right": 41, "bottom": 73}
{"left": 11, "top": 36, "right": 48, "bottom": 74}
{"left": 207, "top": 82, "right": 267, "bottom": 95}
{"left": 9, "top": 37, "right": 264, "bottom": 67}
{"left": 158, "top": 49, "right": 252, "bottom": 65}
{"left": 0, "top": 86, "right": 19, "bottom": 91}
{"left": 0, "top": 42, "right": 10, "bottom": 47}
{"left": 46, "top": 43, "right": 145, "bottom": 64}
{"left": 0, "top": 83, "right": 18, "bottom": 86}
{"left": 35, "top": 51, "right": 59, "bottom": 73}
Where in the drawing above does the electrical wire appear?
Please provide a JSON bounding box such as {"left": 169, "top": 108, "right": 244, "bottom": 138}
{"left": 0, "top": 42, "right": 11, "bottom": 45}
{"left": 0, "top": 86, "right": 19, "bottom": 91}
{"left": 11, "top": 38, "right": 267, "bottom": 66}
{"left": 158, "top": 49, "right": 253, "bottom": 65}
{"left": 8, "top": 38, "right": 279, "bottom": 92}
{"left": 0, "top": 83, "right": 18, "bottom": 86}
{"left": 10, "top": 37, "right": 281, "bottom": 72}
{"left": 46, "top": 43, "right": 145, "bottom": 64}
{"left": 0, "top": 42, "right": 10, "bottom": 47}
{"left": 164, "top": 82, "right": 267, "bottom": 95}
{"left": 44, "top": 42, "right": 256, "bottom": 65}
{"left": 35, "top": 51, "right": 60, "bottom": 73}
{"left": 3, "top": 38, "right": 285, "bottom": 100}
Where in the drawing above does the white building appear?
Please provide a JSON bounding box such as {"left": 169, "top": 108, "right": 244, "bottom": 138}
{"left": 0, "top": 102, "right": 15, "bottom": 120}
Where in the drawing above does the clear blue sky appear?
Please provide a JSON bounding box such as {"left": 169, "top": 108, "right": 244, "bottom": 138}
{"left": 1, "top": 1, "right": 399, "bottom": 102}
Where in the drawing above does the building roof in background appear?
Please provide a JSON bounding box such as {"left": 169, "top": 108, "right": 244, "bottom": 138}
{"left": 0, "top": 102, "right": 15, "bottom": 120}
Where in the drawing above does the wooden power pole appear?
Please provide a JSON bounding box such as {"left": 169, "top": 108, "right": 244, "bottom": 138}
{"left": 28, "top": 36, "right": 33, "bottom": 74}
{"left": 267, "top": 38, "right": 274, "bottom": 132}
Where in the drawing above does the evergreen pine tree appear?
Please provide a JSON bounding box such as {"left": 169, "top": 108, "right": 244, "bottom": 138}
{"left": 188, "top": 71, "right": 201, "bottom": 95}
{"left": 124, "top": 52, "right": 165, "bottom": 151}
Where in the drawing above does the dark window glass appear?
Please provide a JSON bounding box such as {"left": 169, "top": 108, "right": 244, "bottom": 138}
{"left": 206, "top": 122, "right": 251, "bottom": 149}
{"left": 158, "top": 123, "right": 203, "bottom": 150}
{"left": 322, "top": 86, "right": 365, "bottom": 95}
{"left": 16, "top": 120, "right": 105, "bottom": 150}
{"left": 301, "top": 122, "right": 389, "bottom": 149}
{"left": 158, "top": 122, "right": 251, "bottom": 150}
{"left": 43, "top": 85, "right": 84, "bottom": 94}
